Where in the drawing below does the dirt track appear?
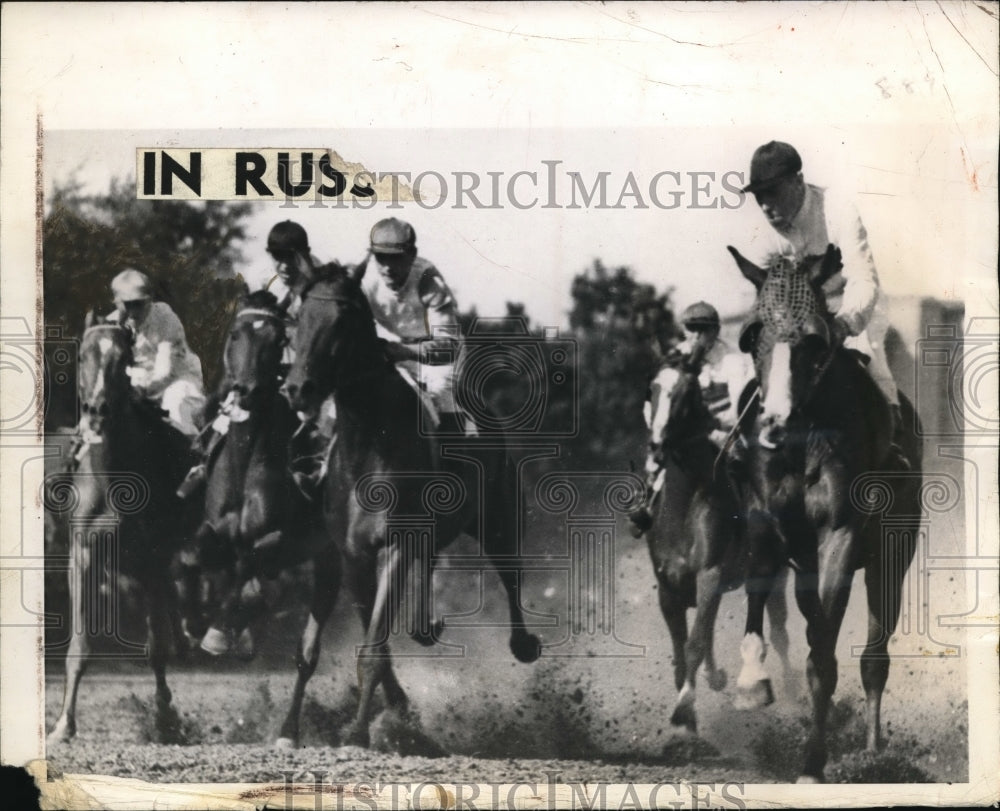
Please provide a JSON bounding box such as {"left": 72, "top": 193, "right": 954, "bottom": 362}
{"left": 44, "top": 522, "right": 969, "bottom": 787}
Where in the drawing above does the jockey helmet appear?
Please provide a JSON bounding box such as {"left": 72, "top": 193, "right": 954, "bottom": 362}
{"left": 742, "top": 141, "right": 803, "bottom": 193}
{"left": 680, "top": 301, "right": 720, "bottom": 331}
{"left": 267, "top": 220, "right": 309, "bottom": 259}
{"left": 370, "top": 218, "right": 416, "bottom": 255}
{"left": 111, "top": 269, "right": 152, "bottom": 303}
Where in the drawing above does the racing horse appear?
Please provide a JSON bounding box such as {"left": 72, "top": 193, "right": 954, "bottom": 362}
{"left": 646, "top": 341, "right": 790, "bottom": 734}
{"left": 47, "top": 315, "right": 196, "bottom": 744}
{"left": 193, "top": 289, "right": 324, "bottom": 656}
{"left": 725, "top": 244, "right": 922, "bottom": 781}
{"left": 278, "top": 263, "right": 541, "bottom": 748}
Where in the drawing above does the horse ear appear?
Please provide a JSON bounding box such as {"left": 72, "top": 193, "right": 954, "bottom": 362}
{"left": 727, "top": 246, "right": 766, "bottom": 290}
{"left": 738, "top": 320, "right": 762, "bottom": 354}
{"left": 84, "top": 310, "right": 96, "bottom": 329}
{"left": 801, "top": 314, "right": 831, "bottom": 347}
{"left": 814, "top": 243, "right": 843, "bottom": 286}
{"left": 349, "top": 255, "right": 368, "bottom": 282}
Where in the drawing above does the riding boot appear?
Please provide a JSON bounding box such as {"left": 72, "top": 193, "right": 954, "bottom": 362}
{"left": 627, "top": 470, "right": 659, "bottom": 539}
{"left": 62, "top": 435, "right": 87, "bottom": 472}
{"left": 290, "top": 425, "right": 332, "bottom": 503}
{"left": 176, "top": 428, "right": 224, "bottom": 499}
{"left": 887, "top": 404, "right": 911, "bottom": 472}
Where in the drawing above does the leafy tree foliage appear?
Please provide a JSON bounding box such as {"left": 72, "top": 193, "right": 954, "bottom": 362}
{"left": 457, "top": 263, "right": 678, "bottom": 469}
{"left": 567, "top": 260, "right": 680, "bottom": 467}
{"left": 43, "top": 178, "right": 252, "bottom": 426}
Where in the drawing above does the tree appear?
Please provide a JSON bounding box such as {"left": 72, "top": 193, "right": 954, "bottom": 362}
{"left": 567, "top": 260, "right": 680, "bottom": 467}
{"left": 43, "top": 177, "right": 253, "bottom": 426}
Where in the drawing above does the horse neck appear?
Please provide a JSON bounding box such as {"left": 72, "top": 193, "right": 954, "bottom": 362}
{"left": 796, "top": 348, "right": 865, "bottom": 428}
{"left": 662, "top": 436, "right": 717, "bottom": 484}
{"left": 332, "top": 364, "right": 425, "bottom": 469}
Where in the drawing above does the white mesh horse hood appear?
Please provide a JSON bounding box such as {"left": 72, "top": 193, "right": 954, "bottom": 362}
{"left": 726, "top": 244, "right": 843, "bottom": 355}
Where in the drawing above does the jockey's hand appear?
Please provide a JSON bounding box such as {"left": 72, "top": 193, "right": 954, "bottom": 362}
{"left": 831, "top": 317, "right": 852, "bottom": 345}
{"left": 709, "top": 429, "right": 729, "bottom": 447}
{"left": 126, "top": 366, "right": 150, "bottom": 388}
{"left": 651, "top": 443, "right": 666, "bottom": 468}
{"left": 382, "top": 340, "right": 418, "bottom": 363}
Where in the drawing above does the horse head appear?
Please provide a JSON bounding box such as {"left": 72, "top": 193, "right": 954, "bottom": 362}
{"left": 661, "top": 342, "right": 715, "bottom": 449}
{"left": 78, "top": 313, "right": 134, "bottom": 434}
{"left": 283, "top": 265, "right": 381, "bottom": 418}
{"left": 223, "top": 289, "right": 289, "bottom": 404}
{"left": 727, "top": 245, "right": 842, "bottom": 449}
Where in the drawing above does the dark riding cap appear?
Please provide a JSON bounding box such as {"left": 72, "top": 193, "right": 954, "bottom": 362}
{"left": 741, "top": 141, "right": 803, "bottom": 193}
{"left": 267, "top": 220, "right": 310, "bottom": 257}
{"left": 370, "top": 218, "right": 416, "bottom": 254}
{"left": 680, "top": 301, "right": 720, "bottom": 331}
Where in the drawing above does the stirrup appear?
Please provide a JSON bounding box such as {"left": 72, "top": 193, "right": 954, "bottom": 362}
{"left": 627, "top": 506, "right": 654, "bottom": 538}
{"left": 887, "top": 443, "right": 912, "bottom": 472}
{"left": 176, "top": 464, "right": 206, "bottom": 499}
{"left": 292, "top": 470, "right": 322, "bottom": 502}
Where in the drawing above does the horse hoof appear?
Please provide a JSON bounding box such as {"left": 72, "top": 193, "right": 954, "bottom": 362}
{"left": 46, "top": 726, "right": 73, "bottom": 746}
{"left": 410, "top": 619, "right": 444, "bottom": 648}
{"left": 669, "top": 703, "right": 697, "bottom": 734}
{"left": 796, "top": 775, "right": 822, "bottom": 784}
{"left": 235, "top": 628, "right": 256, "bottom": 661}
{"left": 706, "top": 668, "right": 728, "bottom": 692}
{"left": 511, "top": 633, "right": 541, "bottom": 664}
{"left": 342, "top": 724, "right": 370, "bottom": 749}
{"left": 200, "top": 626, "right": 233, "bottom": 656}
{"left": 275, "top": 736, "right": 297, "bottom": 750}
{"left": 733, "top": 679, "right": 774, "bottom": 710}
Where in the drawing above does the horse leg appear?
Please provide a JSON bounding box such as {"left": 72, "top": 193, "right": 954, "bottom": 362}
{"left": 407, "top": 543, "right": 443, "bottom": 647}
{"left": 735, "top": 513, "right": 780, "bottom": 709}
{"left": 198, "top": 514, "right": 242, "bottom": 656}
{"left": 492, "top": 563, "right": 541, "bottom": 664}
{"left": 696, "top": 567, "right": 728, "bottom": 692}
{"left": 671, "top": 567, "right": 724, "bottom": 733}
{"left": 656, "top": 573, "right": 689, "bottom": 695}
{"left": 474, "top": 457, "right": 541, "bottom": 664}
{"left": 795, "top": 530, "right": 855, "bottom": 783}
{"left": 764, "top": 566, "right": 794, "bottom": 690}
{"left": 860, "top": 525, "right": 917, "bottom": 752}
{"left": 48, "top": 541, "right": 91, "bottom": 744}
{"left": 174, "top": 548, "right": 206, "bottom": 650}
{"left": 144, "top": 575, "right": 175, "bottom": 738}
{"left": 275, "top": 549, "right": 341, "bottom": 748}
{"left": 343, "top": 544, "right": 410, "bottom": 748}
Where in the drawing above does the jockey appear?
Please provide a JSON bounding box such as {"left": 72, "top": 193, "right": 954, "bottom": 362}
{"left": 176, "top": 220, "right": 331, "bottom": 499}
{"left": 107, "top": 268, "right": 206, "bottom": 437}
{"left": 739, "top": 140, "right": 908, "bottom": 468}
{"left": 357, "top": 217, "right": 465, "bottom": 436}
{"left": 627, "top": 302, "right": 752, "bottom": 537}
{"left": 279, "top": 217, "right": 465, "bottom": 498}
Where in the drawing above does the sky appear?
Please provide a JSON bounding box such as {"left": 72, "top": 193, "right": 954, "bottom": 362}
{"left": 24, "top": 2, "right": 997, "bottom": 329}
{"left": 43, "top": 117, "right": 993, "bottom": 328}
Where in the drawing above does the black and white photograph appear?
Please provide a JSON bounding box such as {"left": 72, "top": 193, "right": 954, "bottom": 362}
{"left": 1, "top": 3, "right": 997, "bottom": 808}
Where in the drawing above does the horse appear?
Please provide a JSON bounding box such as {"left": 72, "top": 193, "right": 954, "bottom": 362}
{"left": 645, "top": 341, "right": 790, "bottom": 735}
{"left": 47, "top": 315, "right": 198, "bottom": 744}
{"left": 278, "top": 264, "right": 541, "bottom": 748}
{"left": 193, "top": 289, "right": 324, "bottom": 656}
{"left": 725, "top": 244, "right": 923, "bottom": 782}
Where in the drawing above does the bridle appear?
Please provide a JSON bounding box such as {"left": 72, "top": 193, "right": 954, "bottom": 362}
{"left": 294, "top": 284, "right": 387, "bottom": 395}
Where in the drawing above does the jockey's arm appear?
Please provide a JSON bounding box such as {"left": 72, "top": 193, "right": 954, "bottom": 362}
{"left": 829, "top": 196, "right": 880, "bottom": 337}
{"left": 378, "top": 266, "right": 462, "bottom": 365}
{"left": 143, "top": 340, "right": 175, "bottom": 394}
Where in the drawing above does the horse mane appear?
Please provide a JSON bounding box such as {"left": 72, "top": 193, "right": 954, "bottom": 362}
{"left": 240, "top": 288, "right": 282, "bottom": 313}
